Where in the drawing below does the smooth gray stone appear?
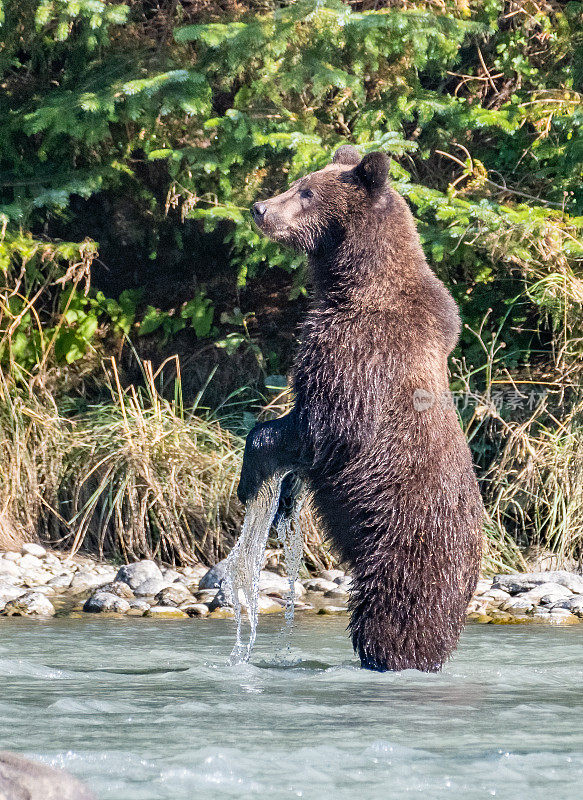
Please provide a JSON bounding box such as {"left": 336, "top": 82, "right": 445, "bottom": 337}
{"left": 303, "top": 578, "right": 339, "bottom": 593}
{"left": 154, "top": 584, "right": 193, "bottom": 607}
{"left": 0, "top": 584, "right": 25, "bottom": 607}
{"left": 69, "top": 572, "right": 105, "bottom": 593}
{"left": 83, "top": 592, "right": 131, "bottom": 614}
{"left": 0, "top": 751, "right": 95, "bottom": 800}
{"left": 95, "top": 582, "right": 134, "bottom": 599}
{"left": 114, "top": 560, "right": 163, "bottom": 589}
{"left": 20, "top": 543, "right": 47, "bottom": 558}
{"left": 198, "top": 560, "right": 229, "bottom": 590}
{"left": 0, "top": 562, "right": 21, "bottom": 578}
{"left": 493, "top": 571, "right": 583, "bottom": 595}
{"left": 47, "top": 574, "right": 73, "bottom": 589}
{"left": 2, "top": 592, "right": 55, "bottom": 617}
{"left": 161, "top": 569, "right": 182, "bottom": 583}
{"left": 133, "top": 578, "right": 172, "bottom": 597}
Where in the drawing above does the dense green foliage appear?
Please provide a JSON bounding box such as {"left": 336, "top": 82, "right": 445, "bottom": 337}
{"left": 0, "top": 0, "right": 582, "bottom": 565}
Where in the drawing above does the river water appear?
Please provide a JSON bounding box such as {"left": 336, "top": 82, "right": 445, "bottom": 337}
{"left": 1, "top": 616, "right": 582, "bottom": 799}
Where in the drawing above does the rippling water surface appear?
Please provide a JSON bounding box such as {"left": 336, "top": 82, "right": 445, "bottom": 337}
{"left": 1, "top": 616, "right": 582, "bottom": 799}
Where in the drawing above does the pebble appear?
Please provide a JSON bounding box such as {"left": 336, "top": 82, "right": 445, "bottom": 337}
{"left": 194, "top": 589, "right": 220, "bottom": 603}
{"left": 96, "top": 581, "right": 135, "bottom": 599}
{"left": 19, "top": 554, "right": 43, "bottom": 571}
{"left": 548, "top": 608, "right": 579, "bottom": 624}
{"left": 482, "top": 588, "right": 511, "bottom": 603}
{"left": 304, "top": 578, "right": 339, "bottom": 593}
{"left": 320, "top": 569, "right": 345, "bottom": 582}
{"left": 133, "top": 578, "right": 173, "bottom": 597}
{"left": 115, "top": 560, "right": 163, "bottom": 589}
{"left": 154, "top": 584, "right": 193, "bottom": 607}
{"left": 473, "top": 579, "right": 493, "bottom": 596}
{"left": 161, "top": 568, "right": 183, "bottom": 583}
{"left": 198, "top": 560, "right": 229, "bottom": 590}
{"left": 257, "top": 595, "right": 284, "bottom": 614}
{"left": 494, "top": 571, "right": 583, "bottom": 595}
{"left": 0, "top": 584, "right": 25, "bottom": 610}
{"left": 1, "top": 544, "right": 582, "bottom": 628}
{"left": 565, "top": 597, "right": 583, "bottom": 616}
{"left": 2, "top": 591, "right": 55, "bottom": 617}
{"left": 324, "top": 588, "right": 350, "bottom": 600}
{"left": 539, "top": 590, "right": 573, "bottom": 606}
{"left": 181, "top": 603, "right": 210, "bottom": 617}
{"left": 70, "top": 571, "right": 106, "bottom": 593}
{"left": 467, "top": 598, "right": 489, "bottom": 614}
{"left": 518, "top": 583, "right": 572, "bottom": 604}
{"left": 145, "top": 606, "right": 189, "bottom": 619}
{"left": 20, "top": 543, "right": 47, "bottom": 558}
{"left": 129, "top": 599, "right": 150, "bottom": 612}
{"left": 30, "top": 585, "right": 56, "bottom": 596}
{"left": 47, "top": 574, "right": 73, "bottom": 589}
{"left": 466, "top": 612, "right": 492, "bottom": 624}
{"left": 501, "top": 597, "right": 535, "bottom": 613}
{"left": 0, "top": 560, "right": 21, "bottom": 578}
{"left": 181, "top": 564, "right": 208, "bottom": 581}
{"left": 258, "top": 572, "right": 306, "bottom": 599}
{"left": 208, "top": 607, "right": 235, "bottom": 619}
{"left": 83, "top": 592, "right": 131, "bottom": 614}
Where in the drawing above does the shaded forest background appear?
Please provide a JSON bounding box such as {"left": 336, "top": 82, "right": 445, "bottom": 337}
{"left": 0, "top": 0, "right": 581, "bottom": 571}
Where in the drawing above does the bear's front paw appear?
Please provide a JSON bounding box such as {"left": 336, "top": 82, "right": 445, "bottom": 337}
{"left": 237, "top": 423, "right": 272, "bottom": 504}
{"left": 236, "top": 468, "right": 264, "bottom": 505}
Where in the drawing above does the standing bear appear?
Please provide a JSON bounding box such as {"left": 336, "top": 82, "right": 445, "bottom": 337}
{"left": 237, "top": 146, "right": 483, "bottom": 672}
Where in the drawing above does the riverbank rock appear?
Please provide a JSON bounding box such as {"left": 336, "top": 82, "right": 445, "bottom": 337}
{"left": 0, "top": 583, "right": 25, "bottom": 609}
{"left": 83, "top": 592, "right": 131, "bottom": 614}
{"left": 493, "top": 571, "right": 583, "bottom": 595}
{"left": 96, "top": 582, "right": 134, "bottom": 599}
{"left": 181, "top": 602, "right": 210, "bottom": 617}
{"left": 2, "top": 592, "right": 56, "bottom": 617}
{"left": 145, "top": 606, "right": 188, "bottom": 618}
{"left": 304, "top": 578, "right": 339, "bottom": 593}
{"left": 154, "top": 584, "right": 193, "bottom": 607}
{"left": 258, "top": 595, "right": 285, "bottom": 614}
{"left": 47, "top": 574, "right": 73, "bottom": 590}
{"left": 258, "top": 571, "right": 306, "bottom": 599}
{"left": 466, "top": 571, "right": 583, "bottom": 625}
{"left": 69, "top": 572, "right": 106, "bottom": 594}
{"left": 115, "top": 560, "right": 163, "bottom": 589}
{"left": 0, "top": 751, "right": 96, "bottom": 800}
{"left": 0, "top": 559, "right": 21, "bottom": 579}
{"left": 198, "top": 560, "right": 229, "bottom": 590}
{"left": 21, "top": 543, "right": 47, "bottom": 558}
{"left": 320, "top": 569, "right": 345, "bottom": 582}
{"left": 552, "top": 596, "right": 583, "bottom": 616}
{"left": 133, "top": 578, "right": 173, "bottom": 597}
{"left": 129, "top": 599, "right": 150, "bottom": 613}
{"left": 324, "top": 587, "right": 350, "bottom": 600}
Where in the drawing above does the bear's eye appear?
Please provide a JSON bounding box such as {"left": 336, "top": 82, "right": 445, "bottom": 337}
{"left": 299, "top": 188, "right": 314, "bottom": 200}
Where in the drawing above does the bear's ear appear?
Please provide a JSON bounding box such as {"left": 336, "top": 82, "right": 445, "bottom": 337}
{"left": 354, "top": 151, "right": 390, "bottom": 199}
{"left": 332, "top": 145, "right": 361, "bottom": 166}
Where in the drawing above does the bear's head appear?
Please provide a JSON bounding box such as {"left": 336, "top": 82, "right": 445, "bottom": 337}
{"left": 251, "top": 146, "right": 391, "bottom": 254}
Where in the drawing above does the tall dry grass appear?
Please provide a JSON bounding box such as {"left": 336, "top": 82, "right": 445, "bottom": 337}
{"left": 57, "top": 357, "right": 243, "bottom": 564}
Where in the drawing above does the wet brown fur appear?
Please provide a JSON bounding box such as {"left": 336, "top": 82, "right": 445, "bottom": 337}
{"left": 239, "top": 147, "right": 483, "bottom": 672}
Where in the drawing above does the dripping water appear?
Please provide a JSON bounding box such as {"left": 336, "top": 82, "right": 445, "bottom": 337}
{"left": 224, "top": 472, "right": 307, "bottom": 664}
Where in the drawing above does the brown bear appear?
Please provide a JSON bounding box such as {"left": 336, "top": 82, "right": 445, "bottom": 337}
{"left": 237, "top": 145, "right": 483, "bottom": 672}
